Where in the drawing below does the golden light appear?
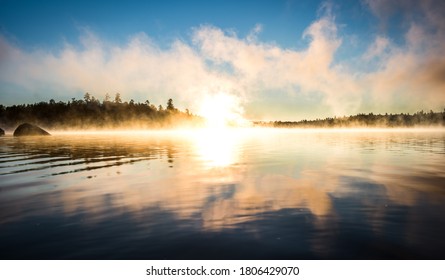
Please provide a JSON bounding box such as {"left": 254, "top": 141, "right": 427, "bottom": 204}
{"left": 197, "top": 92, "right": 248, "bottom": 128}
{"left": 192, "top": 129, "right": 242, "bottom": 168}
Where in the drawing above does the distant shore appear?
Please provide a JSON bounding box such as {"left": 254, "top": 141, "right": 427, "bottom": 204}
{"left": 1, "top": 95, "right": 444, "bottom": 130}
{"left": 254, "top": 110, "right": 445, "bottom": 128}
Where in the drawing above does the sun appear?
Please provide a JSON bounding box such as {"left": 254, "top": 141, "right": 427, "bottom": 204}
{"left": 197, "top": 93, "right": 248, "bottom": 128}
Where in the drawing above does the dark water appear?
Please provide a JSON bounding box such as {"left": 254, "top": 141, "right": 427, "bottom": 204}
{"left": 1, "top": 128, "right": 444, "bottom": 259}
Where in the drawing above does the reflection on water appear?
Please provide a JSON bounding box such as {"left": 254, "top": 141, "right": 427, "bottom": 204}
{"left": 0, "top": 128, "right": 444, "bottom": 259}
{"left": 192, "top": 129, "right": 244, "bottom": 168}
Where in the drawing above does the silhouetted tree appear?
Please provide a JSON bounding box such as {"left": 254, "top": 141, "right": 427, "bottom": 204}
{"left": 114, "top": 93, "right": 122, "bottom": 104}
{"left": 84, "top": 92, "right": 91, "bottom": 103}
{"left": 167, "top": 98, "right": 175, "bottom": 111}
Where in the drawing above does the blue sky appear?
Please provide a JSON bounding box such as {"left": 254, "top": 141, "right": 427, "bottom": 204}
{"left": 0, "top": 1, "right": 334, "bottom": 45}
{"left": 1, "top": 0, "right": 444, "bottom": 120}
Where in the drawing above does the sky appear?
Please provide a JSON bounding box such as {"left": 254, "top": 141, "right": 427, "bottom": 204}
{"left": 0, "top": 0, "right": 444, "bottom": 121}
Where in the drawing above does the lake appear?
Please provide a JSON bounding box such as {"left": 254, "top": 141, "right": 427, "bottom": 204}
{"left": 0, "top": 128, "right": 444, "bottom": 259}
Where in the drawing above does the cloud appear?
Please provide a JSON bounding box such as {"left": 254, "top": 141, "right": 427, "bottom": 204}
{"left": 193, "top": 16, "right": 362, "bottom": 115}
{"left": 1, "top": 2, "right": 445, "bottom": 120}
{"left": 360, "top": 0, "right": 445, "bottom": 111}
{"left": 2, "top": 32, "right": 208, "bottom": 104}
{"left": 363, "top": 36, "right": 390, "bottom": 61}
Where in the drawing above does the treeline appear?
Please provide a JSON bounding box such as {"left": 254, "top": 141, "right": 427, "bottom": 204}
{"left": 0, "top": 93, "right": 204, "bottom": 130}
{"left": 255, "top": 110, "right": 445, "bottom": 128}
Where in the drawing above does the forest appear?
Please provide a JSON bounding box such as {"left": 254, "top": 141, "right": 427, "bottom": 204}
{"left": 1, "top": 93, "right": 444, "bottom": 130}
{"left": 0, "top": 93, "right": 203, "bottom": 130}
{"left": 256, "top": 110, "right": 445, "bottom": 128}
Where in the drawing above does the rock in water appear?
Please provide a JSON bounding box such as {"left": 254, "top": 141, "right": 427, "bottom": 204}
{"left": 0, "top": 128, "right": 4, "bottom": 136}
{"left": 13, "top": 123, "right": 51, "bottom": 136}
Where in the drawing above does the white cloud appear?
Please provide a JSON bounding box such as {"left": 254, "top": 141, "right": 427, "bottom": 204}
{"left": 192, "top": 16, "right": 362, "bottom": 115}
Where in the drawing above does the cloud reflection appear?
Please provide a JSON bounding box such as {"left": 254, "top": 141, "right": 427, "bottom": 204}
{"left": 0, "top": 130, "right": 444, "bottom": 258}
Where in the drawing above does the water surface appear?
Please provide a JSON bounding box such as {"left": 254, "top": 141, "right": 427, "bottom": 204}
{"left": 1, "top": 128, "right": 444, "bottom": 259}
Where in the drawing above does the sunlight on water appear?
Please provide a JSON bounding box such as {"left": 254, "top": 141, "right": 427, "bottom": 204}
{"left": 0, "top": 128, "right": 445, "bottom": 259}
{"left": 191, "top": 128, "right": 245, "bottom": 168}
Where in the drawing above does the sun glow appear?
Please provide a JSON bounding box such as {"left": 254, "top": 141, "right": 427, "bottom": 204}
{"left": 197, "top": 93, "right": 249, "bottom": 128}
{"left": 193, "top": 131, "right": 237, "bottom": 167}
{"left": 192, "top": 128, "right": 250, "bottom": 168}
